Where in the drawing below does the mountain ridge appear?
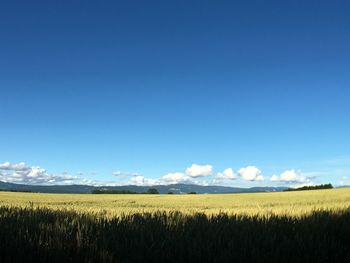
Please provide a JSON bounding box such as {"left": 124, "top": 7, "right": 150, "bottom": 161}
{"left": 0, "top": 181, "right": 288, "bottom": 194}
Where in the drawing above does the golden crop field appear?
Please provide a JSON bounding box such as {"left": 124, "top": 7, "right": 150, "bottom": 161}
{"left": 1, "top": 188, "right": 349, "bottom": 217}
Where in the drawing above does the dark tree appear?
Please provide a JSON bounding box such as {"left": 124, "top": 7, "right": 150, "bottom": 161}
{"left": 147, "top": 188, "right": 159, "bottom": 194}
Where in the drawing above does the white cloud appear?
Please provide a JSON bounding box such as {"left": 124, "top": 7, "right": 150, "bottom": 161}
{"left": 0, "top": 161, "right": 323, "bottom": 188}
{"left": 0, "top": 162, "right": 79, "bottom": 185}
{"left": 0, "top": 162, "right": 11, "bottom": 170}
{"left": 269, "top": 170, "right": 316, "bottom": 185}
{"left": 0, "top": 161, "right": 29, "bottom": 171}
{"left": 161, "top": 172, "right": 187, "bottom": 183}
{"left": 129, "top": 175, "right": 158, "bottom": 186}
{"left": 280, "top": 170, "right": 304, "bottom": 182}
{"left": 215, "top": 168, "right": 236, "bottom": 180}
{"left": 152, "top": 164, "right": 213, "bottom": 185}
{"left": 185, "top": 164, "right": 213, "bottom": 177}
{"left": 0, "top": 162, "right": 15, "bottom": 170}
{"left": 0, "top": 162, "right": 159, "bottom": 187}
{"left": 12, "top": 162, "right": 29, "bottom": 171}
{"left": 158, "top": 172, "right": 209, "bottom": 186}
{"left": 238, "top": 166, "right": 264, "bottom": 181}
{"left": 27, "top": 167, "right": 47, "bottom": 178}
{"left": 212, "top": 168, "right": 237, "bottom": 185}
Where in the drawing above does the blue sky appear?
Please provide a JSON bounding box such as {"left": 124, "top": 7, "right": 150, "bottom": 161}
{"left": 0, "top": 0, "right": 350, "bottom": 187}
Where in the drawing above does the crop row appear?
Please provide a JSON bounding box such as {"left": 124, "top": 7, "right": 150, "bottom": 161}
{"left": 0, "top": 206, "right": 349, "bottom": 262}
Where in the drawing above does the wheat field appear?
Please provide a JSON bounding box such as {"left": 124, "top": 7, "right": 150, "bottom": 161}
{"left": 1, "top": 188, "right": 350, "bottom": 262}
{"left": 1, "top": 188, "right": 349, "bottom": 217}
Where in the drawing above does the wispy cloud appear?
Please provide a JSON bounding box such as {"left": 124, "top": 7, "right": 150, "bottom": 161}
{"left": 112, "top": 171, "right": 142, "bottom": 177}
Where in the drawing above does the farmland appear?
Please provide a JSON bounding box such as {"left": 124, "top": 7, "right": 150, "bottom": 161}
{"left": 0, "top": 188, "right": 349, "bottom": 217}
{"left": 1, "top": 188, "right": 350, "bottom": 262}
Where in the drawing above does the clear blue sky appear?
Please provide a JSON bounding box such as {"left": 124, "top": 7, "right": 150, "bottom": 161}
{"left": 1, "top": 0, "right": 350, "bottom": 187}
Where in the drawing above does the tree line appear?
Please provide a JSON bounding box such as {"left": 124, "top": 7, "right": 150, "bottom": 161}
{"left": 284, "top": 184, "right": 333, "bottom": 192}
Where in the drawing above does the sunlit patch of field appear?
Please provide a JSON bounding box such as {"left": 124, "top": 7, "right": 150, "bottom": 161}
{"left": 1, "top": 188, "right": 349, "bottom": 217}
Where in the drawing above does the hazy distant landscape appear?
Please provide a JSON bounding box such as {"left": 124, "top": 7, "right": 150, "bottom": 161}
{"left": 0, "top": 180, "right": 288, "bottom": 194}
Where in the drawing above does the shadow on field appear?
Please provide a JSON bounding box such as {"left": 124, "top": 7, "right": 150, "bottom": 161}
{"left": 0, "top": 206, "right": 349, "bottom": 263}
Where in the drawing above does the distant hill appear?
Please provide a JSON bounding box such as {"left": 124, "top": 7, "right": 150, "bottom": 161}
{"left": 337, "top": 185, "right": 350, "bottom": 189}
{"left": 0, "top": 181, "right": 287, "bottom": 194}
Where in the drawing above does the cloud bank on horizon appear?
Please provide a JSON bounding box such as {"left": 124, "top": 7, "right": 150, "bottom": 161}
{"left": 0, "top": 161, "right": 326, "bottom": 188}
